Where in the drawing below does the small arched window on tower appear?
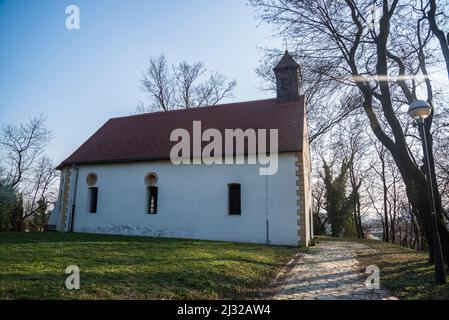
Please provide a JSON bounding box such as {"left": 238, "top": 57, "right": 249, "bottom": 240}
{"left": 145, "top": 172, "right": 158, "bottom": 214}
{"left": 86, "top": 173, "right": 98, "bottom": 214}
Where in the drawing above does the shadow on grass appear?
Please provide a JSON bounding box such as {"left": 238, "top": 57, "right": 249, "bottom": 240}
{"left": 0, "top": 232, "right": 199, "bottom": 244}
{"left": 0, "top": 267, "right": 268, "bottom": 300}
{"left": 0, "top": 232, "right": 295, "bottom": 250}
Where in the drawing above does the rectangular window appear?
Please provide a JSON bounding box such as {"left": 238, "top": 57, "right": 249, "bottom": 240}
{"left": 147, "top": 186, "right": 158, "bottom": 214}
{"left": 89, "top": 187, "right": 98, "bottom": 213}
{"left": 228, "top": 183, "right": 241, "bottom": 215}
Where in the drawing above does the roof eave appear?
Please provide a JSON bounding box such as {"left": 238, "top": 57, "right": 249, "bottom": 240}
{"left": 55, "top": 149, "right": 303, "bottom": 170}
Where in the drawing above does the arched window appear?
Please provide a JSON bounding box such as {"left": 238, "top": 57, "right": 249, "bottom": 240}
{"left": 86, "top": 172, "right": 97, "bottom": 186}
{"left": 228, "top": 183, "right": 241, "bottom": 215}
{"left": 147, "top": 186, "right": 158, "bottom": 214}
{"left": 145, "top": 172, "right": 158, "bottom": 214}
{"left": 88, "top": 187, "right": 98, "bottom": 213}
{"left": 86, "top": 173, "right": 98, "bottom": 213}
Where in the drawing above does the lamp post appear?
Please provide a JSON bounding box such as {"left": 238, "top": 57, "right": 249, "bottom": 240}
{"left": 408, "top": 100, "right": 446, "bottom": 284}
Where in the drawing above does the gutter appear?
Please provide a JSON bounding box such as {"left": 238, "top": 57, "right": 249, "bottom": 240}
{"left": 265, "top": 173, "right": 270, "bottom": 245}
{"left": 67, "top": 164, "right": 79, "bottom": 233}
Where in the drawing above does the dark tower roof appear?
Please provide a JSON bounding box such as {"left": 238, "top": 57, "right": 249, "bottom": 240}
{"left": 273, "top": 50, "right": 301, "bottom": 103}
{"left": 274, "top": 50, "right": 300, "bottom": 70}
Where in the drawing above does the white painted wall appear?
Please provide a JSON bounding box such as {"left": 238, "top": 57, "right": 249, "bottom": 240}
{"left": 48, "top": 176, "right": 64, "bottom": 228}
{"left": 62, "top": 153, "right": 299, "bottom": 246}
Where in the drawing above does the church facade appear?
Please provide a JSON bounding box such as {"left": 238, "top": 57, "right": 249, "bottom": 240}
{"left": 49, "top": 51, "right": 313, "bottom": 246}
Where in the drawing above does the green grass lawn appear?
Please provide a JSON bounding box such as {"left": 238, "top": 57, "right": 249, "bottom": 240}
{"left": 0, "top": 232, "right": 299, "bottom": 300}
{"left": 318, "top": 236, "right": 449, "bottom": 300}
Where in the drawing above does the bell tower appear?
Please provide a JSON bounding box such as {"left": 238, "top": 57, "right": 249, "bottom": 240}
{"left": 273, "top": 50, "right": 301, "bottom": 103}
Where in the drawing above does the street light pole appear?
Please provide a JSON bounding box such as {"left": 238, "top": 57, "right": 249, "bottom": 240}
{"left": 416, "top": 118, "right": 446, "bottom": 284}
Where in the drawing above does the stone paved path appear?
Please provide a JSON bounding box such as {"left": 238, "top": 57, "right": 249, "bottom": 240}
{"left": 270, "top": 241, "right": 397, "bottom": 300}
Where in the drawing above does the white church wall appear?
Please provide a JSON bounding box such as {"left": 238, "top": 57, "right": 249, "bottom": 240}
{"left": 69, "top": 152, "right": 299, "bottom": 246}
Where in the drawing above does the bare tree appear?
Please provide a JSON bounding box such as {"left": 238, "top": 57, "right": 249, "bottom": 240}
{"left": 251, "top": 0, "right": 449, "bottom": 265}
{"left": 312, "top": 179, "right": 328, "bottom": 235}
{"left": 370, "top": 140, "right": 391, "bottom": 242}
{"left": 140, "top": 55, "right": 175, "bottom": 111}
{"left": 139, "top": 55, "right": 236, "bottom": 112}
{"left": 21, "top": 157, "right": 58, "bottom": 223}
{"left": 173, "top": 61, "right": 205, "bottom": 108}
{"left": 195, "top": 72, "right": 237, "bottom": 107}
{"left": 425, "top": 0, "right": 449, "bottom": 76}
{"left": 0, "top": 116, "right": 57, "bottom": 230}
{"left": 0, "top": 116, "right": 51, "bottom": 188}
{"left": 343, "top": 119, "right": 370, "bottom": 239}
{"left": 433, "top": 109, "right": 449, "bottom": 218}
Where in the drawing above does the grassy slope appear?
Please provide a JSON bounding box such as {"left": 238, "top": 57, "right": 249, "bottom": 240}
{"left": 0, "top": 232, "right": 298, "bottom": 300}
{"left": 319, "top": 236, "right": 449, "bottom": 300}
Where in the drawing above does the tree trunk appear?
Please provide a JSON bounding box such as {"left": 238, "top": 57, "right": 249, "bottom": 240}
{"left": 356, "top": 193, "right": 364, "bottom": 238}
{"left": 401, "top": 165, "right": 449, "bottom": 267}
{"left": 381, "top": 158, "right": 390, "bottom": 242}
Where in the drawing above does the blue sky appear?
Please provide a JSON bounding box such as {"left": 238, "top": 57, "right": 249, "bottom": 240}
{"left": 0, "top": 0, "right": 281, "bottom": 164}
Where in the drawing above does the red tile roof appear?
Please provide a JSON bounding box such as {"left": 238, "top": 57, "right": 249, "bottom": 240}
{"left": 57, "top": 97, "right": 306, "bottom": 169}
